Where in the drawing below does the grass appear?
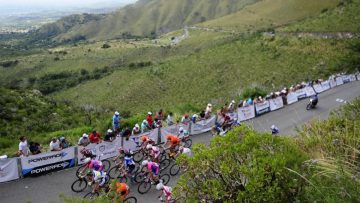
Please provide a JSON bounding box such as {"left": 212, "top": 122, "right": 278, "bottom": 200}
{"left": 201, "top": 0, "right": 340, "bottom": 32}
{"left": 280, "top": 0, "right": 360, "bottom": 32}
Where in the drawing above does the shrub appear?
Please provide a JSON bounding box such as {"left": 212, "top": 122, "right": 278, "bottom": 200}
{"left": 102, "top": 43, "right": 111, "bottom": 49}
{"left": 240, "top": 87, "right": 267, "bottom": 100}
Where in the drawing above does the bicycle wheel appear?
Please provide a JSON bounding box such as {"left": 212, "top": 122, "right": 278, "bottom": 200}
{"left": 133, "top": 151, "right": 143, "bottom": 163}
{"left": 118, "top": 175, "right": 128, "bottom": 183}
{"left": 124, "top": 196, "right": 137, "bottom": 203}
{"left": 83, "top": 191, "right": 99, "bottom": 199}
{"left": 138, "top": 181, "right": 151, "bottom": 194}
{"left": 160, "top": 159, "right": 171, "bottom": 171}
{"left": 102, "top": 159, "right": 111, "bottom": 172}
{"left": 160, "top": 174, "right": 170, "bottom": 185}
{"left": 71, "top": 179, "right": 87, "bottom": 192}
{"left": 75, "top": 165, "right": 87, "bottom": 178}
{"left": 108, "top": 166, "right": 121, "bottom": 179}
{"left": 134, "top": 172, "right": 145, "bottom": 183}
{"left": 184, "top": 139, "right": 192, "bottom": 148}
{"left": 169, "top": 163, "right": 180, "bottom": 176}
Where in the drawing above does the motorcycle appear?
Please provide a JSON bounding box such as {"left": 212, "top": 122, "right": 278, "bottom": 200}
{"left": 306, "top": 97, "right": 318, "bottom": 110}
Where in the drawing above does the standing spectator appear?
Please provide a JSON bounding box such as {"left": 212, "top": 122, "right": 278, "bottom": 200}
{"left": 89, "top": 129, "right": 101, "bottom": 144}
{"left": 122, "top": 127, "right": 132, "bottom": 140}
{"left": 29, "top": 142, "right": 41, "bottom": 155}
{"left": 132, "top": 124, "right": 141, "bottom": 136}
{"left": 181, "top": 114, "right": 190, "bottom": 124}
{"left": 191, "top": 114, "right": 198, "bottom": 123}
{"left": 141, "top": 120, "right": 149, "bottom": 133}
{"left": 155, "top": 109, "right": 164, "bottom": 121}
{"left": 18, "top": 136, "right": 29, "bottom": 157}
{"left": 112, "top": 111, "right": 120, "bottom": 134}
{"left": 50, "top": 138, "right": 62, "bottom": 151}
{"left": 154, "top": 118, "right": 162, "bottom": 128}
{"left": 78, "top": 133, "right": 90, "bottom": 146}
{"left": 246, "top": 98, "right": 253, "bottom": 105}
{"left": 205, "top": 104, "right": 212, "bottom": 119}
{"left": 166, "top": 112, "right": 174, "bottom": 126}
{"left": 59, "top": 137, "right": 70, "bottom": 149}
{"left": 146, "top": 112, "right": 154, "bottom": 128}
{"left": 228, "top": 100, "right": 236, "bottom": 113}
{"left": 104, "top": 129, "right": 115, "bottom": 142}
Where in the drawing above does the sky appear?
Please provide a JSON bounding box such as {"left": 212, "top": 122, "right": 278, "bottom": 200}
{"left": 0, "top": 0, "right": 137, "bottom": 9}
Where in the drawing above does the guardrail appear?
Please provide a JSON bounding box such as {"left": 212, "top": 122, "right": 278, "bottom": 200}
{"left": 0, "top": 73, "right": 359, "bottom": 183}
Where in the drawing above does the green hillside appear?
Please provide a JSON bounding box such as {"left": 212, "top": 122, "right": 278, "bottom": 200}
{"left": 201, "top": 0, "right": 340, "bottom": 32}
{"left": 33, "top": 0, "right": 260, "bottom": 42}
{"left": 280, "top": 0, "right": 360, "bottom": 32}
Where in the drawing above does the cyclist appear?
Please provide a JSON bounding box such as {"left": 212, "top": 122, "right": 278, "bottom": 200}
{"left": 81, "top": 156, "right": 104, "bottom": 176}
{"left": 156, "top": 182, "right": 172, "bottom": 203}
{"left": 178, "top": 127, "right": 189, "bottom": 138}
{"left": 166, "top": 135, "right": 181, "bottom": 156}
{"left": 114, "top": 182, "right": 130, "bottom": 201}
{"left": 123, "top": 152, "right": 136, "bottom": 175}
{"left": 271, "top": 125, "right": 279, "bottom": 135}
{"left": 142, "top": 160, "right": 160, "bottom": 183}
{"left": 140, "top": 135, "right": 155, "bottom": 148}
{"left": 91, "top": 169, "right": 108, "bottom": 194}
{"left": 176, "top": 146, "right": 192, "bottom": 157}
{"left": 147, "top": 144, "right": 161, "bottom": 163}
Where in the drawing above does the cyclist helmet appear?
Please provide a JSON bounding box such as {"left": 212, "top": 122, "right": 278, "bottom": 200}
{"left": 146, "top": 144, "right": 153, "bottom": 150}
{"left": 141, "top": 160, "right": 148, "bottom": 166}
{"left": 83, "top": 157, "right": 91, "bottom": 164}
{"left": 156, "top": 182, "right": 164, "bottom": 190}
{"left": 93, "top": 163, "right": 101, "bottom": 171}
{"left": 271, "top": 125, "right": 276, "bottom": 130}
{"left": 179, "top": 127, "right": 184, "bottom": 133}
{"left": 166, "top": 135, "right": 172, "bottom": 141}
{"left": 141, "top": 136, "right": 149, "bottom": 142}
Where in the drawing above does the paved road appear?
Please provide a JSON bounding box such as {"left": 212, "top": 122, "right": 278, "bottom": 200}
{"left": 0, "top": 81, "right": 359, "bottom": 203}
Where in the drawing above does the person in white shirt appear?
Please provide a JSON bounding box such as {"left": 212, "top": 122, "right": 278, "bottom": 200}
{"left": 78, "top": 133, "right": 90, "bottom": 146}
{"left": 50, "top": 138, "right": 62, "bottom": 151}
{"left": 18, "top": 136, "right": 29, "bottom": 157}
{"left": 166, "top": 112, "right": 174, "bottom": 126}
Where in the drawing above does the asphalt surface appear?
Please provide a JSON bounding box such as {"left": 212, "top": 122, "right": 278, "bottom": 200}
{"left": 0, "top": 81, "right": 359, "bottom": 203}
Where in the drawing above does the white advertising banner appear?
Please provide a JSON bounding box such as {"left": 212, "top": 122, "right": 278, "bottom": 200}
{"left": 321, "top": 81, "right": 331, "bottom": 91}
{"left": 95, "top": 139, "right": 121, "bottom": 161}
{"left": 123, "top": 129, "right": 159, "bottom": 151}
{"left": 329, "top": 79, "right": 337, "bottom": 88}
{"left": 305, "top": 86, "right": 316, "bottom": 97}
{"left": 350, "top": 74, "right": 357, "bottom": 82}
{"left": 286, "top": 92, "right": 298, "bottom": 105}
{"left": 313, "top": 84, "right": 324, "bottom": 93}
{"left": 295, "top": 88, "right": 307, "bottom": 99}
{"left": 342, "top": 75, "right": 351, "bottom": 83}
{"left": 237, "top": 105, "right": 255, "bottom": 121}
{"left": 255, "top": 101, "right": 271, "bottom": 115}
{"left": 269, "top": 97, "right": 284, "bottom": 111}
{"left": 21, "top": 147, "right": 75, "bottom": 177}
{"left": 0, "top": 158, "right": 20, "bottom": 183}
{"left": 336, "top": 77, "right": 344, "bottom": 86}
{"left": 190, "top": 116, "right": 216, "bottom": 135}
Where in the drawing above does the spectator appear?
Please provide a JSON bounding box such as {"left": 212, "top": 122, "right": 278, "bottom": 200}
{"left": 258, "top": 96, "right": 264, "bottom": 103}
{"left": 122, "top": 127, "right": 132, "bottom": 140}
{"left": 146, "top": 112, "right": 154, "bottom": 128}
{"left": 155, "top": 109, "right": 164, "bottom": 121}
{"left": 246, "top": 98, "right": 253, "bottom": 105}
{"left": 181, "top": 114, "right": 190, "bottom": 124}
{"left": 104, "top": 129, "right": 115, "bottom": 142}
{"left": 112, "top": 111, "right": 120, "bottom": 134}
{"left": 89, "top": 129, "right": 101, "bottom": 144}
{"left": 166, "top": 112, "right": 174, "bottom": 126}
{"left": 132, "top": 124, "right": 141, "bottom": 136}
{"left": 154, "top": 118, "right": 162, "bottom": 128}
{"left": 59, "top": 137, "right": 70, "bottom": 149}
{"left": 50, "top": 138, "right": 62, "bottom": 151}
{"left": 205, "top": 103, "right": 212, "bottom": 118}
{"left": 199, "top": 111, "right": 205, "bottom": 120}
{"left": 228, "top": 100, "right": 235, "bottom": 112}
{"left": 18, "top": 136, "right": 29, "bottom": 157}
{"left": 29, "top": 142, "right": 41, "bottom": 155}
{"left": 141, "top": 120, "right": 150, "bottom": 133}
{"left": 78, "top": 133, "right": 90, "bottom": 146}
{"left": 223, "top": 103, "right": 229, "bottom": 114}
{"left": 191, "top": 114, "right": 198, "bottom": 123}
{"left": 238, "top": 100, "right": 243, "bottom": 108}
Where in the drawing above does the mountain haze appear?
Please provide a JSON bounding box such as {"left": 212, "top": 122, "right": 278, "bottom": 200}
{"left": 32, "top": 0, "right": 260, "bottom": 42}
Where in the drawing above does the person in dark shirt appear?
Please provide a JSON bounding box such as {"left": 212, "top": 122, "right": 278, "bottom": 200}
{"left": 29, "top": 142, "right": 41, "bottom": 155}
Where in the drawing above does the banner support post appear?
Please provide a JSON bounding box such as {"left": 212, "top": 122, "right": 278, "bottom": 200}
{"left": 17, "top": 157, "right": 23, "bottom": 179}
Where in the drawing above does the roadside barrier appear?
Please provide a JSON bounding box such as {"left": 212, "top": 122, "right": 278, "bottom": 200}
{"left": 0, "top": 73, "right": 359, "bottom": 183}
